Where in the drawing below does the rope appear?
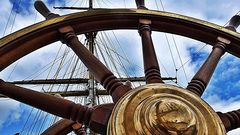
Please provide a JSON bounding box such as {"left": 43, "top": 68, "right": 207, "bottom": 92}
{"left": 20, "top": 108, "right": 34, "bottom": 134}
{"left": 177, "top": 44, "right": 207, "bottom": 71}
{"left": 26, "top": 109, "right": 41, "bottom": 135}
{"left": 9, "top": 0, "right": 22, "bottom": 34}
{"left": 172, "top": 35, "right": 189, "bottom": 82}
{"left": 102, "top": 32, "right": 126, "bottom": 77}
{"left": 100, "top": 32, "right": 122, "bottom": 77}
{"left": 106, "top": 32, "right": 130, "bottom": 77}
{"left": 2, "top": 0, "right": 16, "bottom": 37}
{"left": 157, "top": 0, "right": 188, "bottom": 85}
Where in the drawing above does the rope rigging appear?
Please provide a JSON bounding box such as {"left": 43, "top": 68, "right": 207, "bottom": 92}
{"left": 1, "top": 0, "right": 225, "bottom": 134}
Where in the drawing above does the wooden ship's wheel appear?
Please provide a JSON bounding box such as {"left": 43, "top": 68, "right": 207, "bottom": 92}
{"left": 1, "top": 0, "right": 240, "bottom": 134}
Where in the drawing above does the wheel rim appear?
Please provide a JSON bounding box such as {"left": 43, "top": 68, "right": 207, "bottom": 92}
{"left": 1, "top": 4, "right": 240, "bottom": 135}
{"left": 1, "top": 9, "right": 240, "bottom": 71}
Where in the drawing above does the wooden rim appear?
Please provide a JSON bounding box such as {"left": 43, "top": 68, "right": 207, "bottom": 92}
{"left": 1, "top": 9, "right": 240, "bottom": 71}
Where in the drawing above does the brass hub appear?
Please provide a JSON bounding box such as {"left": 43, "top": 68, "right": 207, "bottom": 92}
{"left": 108, "top": 84, "right": 226, "bottom": 135}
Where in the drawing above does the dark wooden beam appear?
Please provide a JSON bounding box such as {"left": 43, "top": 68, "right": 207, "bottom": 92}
{"left": 8, "top": 77, "right": 176, "bottom": 85}
{"left": 0, "top": 90, "right": 109, "bottom": 98}
{"left": 9, "top": 78, "right": 89, "bottom": 85}
{"left": 46, "top": 90, "right": 108, "bottom": 97}
{"left": 54, "top": 7, "right": 90, "bottom": 10}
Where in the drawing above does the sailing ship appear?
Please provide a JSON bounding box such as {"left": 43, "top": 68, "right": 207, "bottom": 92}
{"left": 0, "top": 0, "right": 240, "bottom": 134}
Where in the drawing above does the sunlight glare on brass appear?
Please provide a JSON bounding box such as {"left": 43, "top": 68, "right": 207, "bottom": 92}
{"left": 108, "top": 84, "right": 226, "bottom": 135}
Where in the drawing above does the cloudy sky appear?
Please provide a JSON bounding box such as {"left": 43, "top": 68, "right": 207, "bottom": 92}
{"left": 0, "top": 0, "right": 240, "bottom": 134}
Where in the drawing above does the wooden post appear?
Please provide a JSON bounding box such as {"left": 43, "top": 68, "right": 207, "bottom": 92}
{"left": 0, "top": 80, "right": 93, "bottom": 125}
{"left": 139, "top": 19, "right": 163, "bottom": 84}
{"left": 218, "top": 110, "right": 240, "bottom": 132}
{"left": 135, "top": 0, "right": 146, "bottom": 9}
{"left": 34, "top": 0, "right": 59, "bottom": 19}
{"left": 59, "top": 26, "right": 131, "bottom": 103}
{"left": 187, "top": 15, "right": 240, "bottom": 96}
{"left": 186, "top": 37, "right": 229, "bottom": 96}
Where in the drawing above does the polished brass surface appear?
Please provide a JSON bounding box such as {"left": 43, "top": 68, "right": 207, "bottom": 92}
{"left": 1, "top": 8, "right": 240, "bottom": 134}
{"left": 108, "top": 84, "right": 226, "bottom": 135}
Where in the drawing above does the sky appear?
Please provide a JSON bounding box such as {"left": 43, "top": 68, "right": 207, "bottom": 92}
{"left": 0, "top": 0, "right": 240, "bottom": 134}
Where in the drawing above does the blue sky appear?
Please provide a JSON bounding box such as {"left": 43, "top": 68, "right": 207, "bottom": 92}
{"left": 1, "top": 0, "right": 240, "bottom": 134}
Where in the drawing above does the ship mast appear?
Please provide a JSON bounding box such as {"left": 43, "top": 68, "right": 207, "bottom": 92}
{"left": 55, "top": 0, "right": 97, "bottom": 106}
{"left": 86, "top": 32, "right": 97, "bottom": 106}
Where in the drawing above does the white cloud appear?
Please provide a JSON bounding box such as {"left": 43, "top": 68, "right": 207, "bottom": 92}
{"left": 0, "top": 99, "right": 21, "bottom": 129}
{"left": 1, "top": 0, "right": 240, "bottom": 134}
{"left": 205, "top": 95, "right": 240, "bottom": 134}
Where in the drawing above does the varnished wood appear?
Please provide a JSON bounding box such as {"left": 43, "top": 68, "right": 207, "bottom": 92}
{"left": 42, "top": 119, "right": 75, "bottom": 135}
{"left": 46, "top": 90, "right": 108, "bottom": 97}
{"left": 0, "top": 90, "right": 105, "bottom": 98}
{"left": 139, "top": 19, "right": 163, "bottom": 84}
{"left": 88, "top": 103, "right": 114, "bottom": 134}
{"left": 0, "top": 79, "right": 114, "bottom": 134}
{"left": 187, "top": 15, "right": 240, "bottom": 96}
{"left": 135, "top": 0, "right": 146, "bottom": 9}
{"left": 2, "top": 10, "right": 240, "bottom": 71}
{"left": 186, "top": 39, "right": 227, "bottom": 96}
{"left": 226, "top": 15, "right": 240, "bottom": 31}
{"left": 59, "top": 26, "right": 131, "bottom": 103}
{"left": 34, "top": 1, "right": 131, "bottom": 103}
{"left": 34, "top": 0, "right": 59, "bottom": 19}
{"left": 72, "top": 123, "right": 86, "bottom": 135}
{"left": 0, "top": 1, "right": 239, "bottom": 131}
{"left": 218, "top": 110, "right": 240, "bottom": 132}
{"left": 0, "top": 80, "right": 93, "bottom": 125}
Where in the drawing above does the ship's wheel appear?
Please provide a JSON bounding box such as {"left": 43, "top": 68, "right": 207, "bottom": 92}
{"left": 1, "top": 0, "right": 240, "bottom": 134}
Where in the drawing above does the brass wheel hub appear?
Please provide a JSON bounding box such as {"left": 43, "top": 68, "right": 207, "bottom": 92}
{"left": 108, "top": 84, "right": 226, "bottom": 135}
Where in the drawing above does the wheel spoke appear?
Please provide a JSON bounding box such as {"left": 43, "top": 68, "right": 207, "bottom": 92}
{"left": 217, "top": 109, "right": 240, "bottom": 132}
{"left": 0, "top": 79, "right": 114, "bottom": 134}
{"left": 34, "top": 1, "right": 131, "bottom": 103}
{"left": 72, "top": 123, "right": 86, "bottom": 135}
{"left": 186, "top": 38, "right": 228, "bottom": 96}
{"left": 59, "top": 26, "right": 131, "bottom": 103}
{"left": 2, "top": 1, "right": 239, "bottom": 134}
{"left": 136, "top": 0, "right": 163, "bottom": 84}
{"left": 187, "top": 15, "right": 240, "bottom": 96}
{"left": 135, "top": 0, "right": 146, "bottom": 9}
{"left": 138, "top": 19, "right": 163, "bottom": 84}
{"left": 42, "top": 119, "right": 75, "bottom": 135}
{"left": 88, "top": 103, "right": 114, "bottom": 134}
{"left": 0, "top": 80, "right": 93, "bottom": 125}
{"left": 226, "top": 15, "right": 240, "bottom": 31}
{"left": 42, "top": 119, "right": 86, "bottom": 135}
{"left": 34, "top": 0, "right": 59, "bottom": 19}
